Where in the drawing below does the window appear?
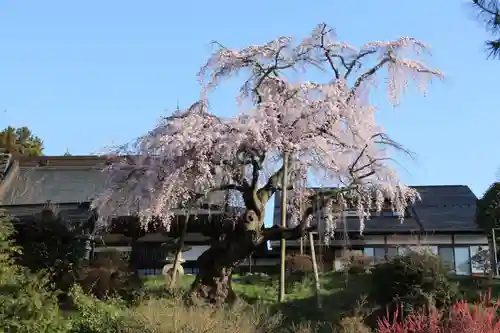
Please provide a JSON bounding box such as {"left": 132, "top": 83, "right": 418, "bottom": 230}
{"left": 470, "top": 245, "right": 490, "bottom": 274}
{"left": 184, "top": 267, "right": 199, "bottom": 275}
{"left": 363, "top": 247, "right": 386, "bottom": 263}
{"left": 361, "top": 244, "right": 490, "bottom": 276}
{"left": 374, "top": 248, "right": 386, "bottom": 262}
{"left": 359, "top": 245, "right": 490, "bottom": 276}
{"left": 454, "top": 247, "right": 471, "bottom": 275}
{"left": 138, "top": 268, "right": 162, "bottom": 277}
{"left": 427, "top": 246, "right": 439, "bottom": 255}
{"left": 387, "top": 247, "right": 398, "bottom": 259}
{"left": 438, "top": 247, "right": 455, "bottom": 272}
{"left": 363, "top": 248, "right": 374, "bottom": 258}
{"left": 415, "top": 246, "right": 438, "bottom": 255}
{"left": 398, "top": 247, "right": 409, "bottom": 256}
{"left": 436, "top": 245, "right": 491, "bottom": 276}
{"left": 397, "top": 246, "right": 437, "bottom": 257}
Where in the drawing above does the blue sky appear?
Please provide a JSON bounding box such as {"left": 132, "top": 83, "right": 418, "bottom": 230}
{"left": 1, "top": 1, "right": 499, "bottom": 226}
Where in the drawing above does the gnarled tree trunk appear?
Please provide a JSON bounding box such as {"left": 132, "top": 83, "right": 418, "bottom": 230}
{"left": 186, "top": 214, "right": 262, "bottom": 304}
{"left": 185, "top": 207, "right": 313, "bottom": 305}
{"left": 184, "top": 160, "right": 317, "bottom": 305}
{"left": 186, "top": 247, "right": 239, "bottom": 304}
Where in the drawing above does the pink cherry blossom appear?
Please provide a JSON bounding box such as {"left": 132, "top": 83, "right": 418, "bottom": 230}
{"left": 92, "top": 23, "right": 442, "bottom": 236}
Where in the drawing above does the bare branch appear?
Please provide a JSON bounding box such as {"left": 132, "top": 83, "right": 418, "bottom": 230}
{"left": 317, "top": 24, "right": 342, "bottom": 79}
{"left": 256, "top": 155, "right": 293, "bottom": 204}
{"left": 262, "top": 186, "right": 352, "bottom": 242}
{"left": 262, "top": 223, "right": 316, "bottom": 241}
{"left": 347, "top": 56, "right": 391, "bottom": 104}
{"left": 250, "top": 156, "right": 262, "bottom": 188}
{"left": 344, "top": 50, "right": 377, "bottom": 79}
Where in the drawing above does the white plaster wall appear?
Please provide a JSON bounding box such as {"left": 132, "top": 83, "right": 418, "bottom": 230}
{"left": 272, "top": 233, "right": 486, "bottom": 248}
{"left": 183, "top": 245, "right": 210, "bottom": 261}
{"left": 361, "top": 235, "right": 385, "bottom": 245}
{"left": 419, "top": 235, "right": 452, "bottom": 244}
{"left": 386, "top": 234, "right": 419, "bottom": 245}
{"left": 454, "top": 234, "right": 488, "bottom": 244}
{"left": 270, "top": 236, "right": 386, "bottom": 248}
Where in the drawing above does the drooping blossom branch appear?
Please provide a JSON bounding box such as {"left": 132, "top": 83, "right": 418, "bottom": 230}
{"left": 92, "top": 22, "right": 442, "bottom": 239}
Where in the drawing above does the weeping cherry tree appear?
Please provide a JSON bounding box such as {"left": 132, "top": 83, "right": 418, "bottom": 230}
{"left": 91, "top": 23, "right": 442, "bottom": 305}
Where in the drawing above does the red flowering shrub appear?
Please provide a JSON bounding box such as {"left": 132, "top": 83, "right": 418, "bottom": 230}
{"left": 377, "top": 291, "right": 500, "bottom": 333}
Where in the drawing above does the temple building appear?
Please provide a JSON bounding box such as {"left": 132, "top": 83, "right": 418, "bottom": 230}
{"left": 0, "top": 154, "right": 275, "bottom": 275}
{"left": 270, "top": 186, "right": 492, "bottom": 276}
{"left": 1, "top": 153, "right": 489, "bottom": 276}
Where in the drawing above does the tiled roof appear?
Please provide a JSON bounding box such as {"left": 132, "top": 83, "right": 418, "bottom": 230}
{"left": 0, "top": 155, "right": 231, "bottom": 225}
{"left": 411, "top": 185, "right": 477, "bottom": 232}
{"left": 0, "top": 156, "right": 107, "bottom": 205}
{"left": 0, "top": 155, "right": 228, "bottom": 207}
{"left": 1, "top": 156, "right": 482, "bottom": 234}
{"left": 274, "top": 185, "right": 481, "bottom": 233}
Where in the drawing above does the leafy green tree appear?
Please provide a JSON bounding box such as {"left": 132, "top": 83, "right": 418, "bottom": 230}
{"left": 471, "top": 0, "right": 500, "bottom": 58}
{"left": 0, "top": 126, "right": 44, "bottom": 156}
{"left": 13, "top": 206, "right": 87, "bottom": 293}
{"left": 476, "top": 182, "right": 500, "bottom": 232}
{"left": 476, "top": 182, "right": 500, "bottom": 272}
{"left": 0, "top": 211, "right": 69, "bottom": 332}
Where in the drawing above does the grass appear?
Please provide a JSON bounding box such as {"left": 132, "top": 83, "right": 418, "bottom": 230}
{"left": 8, "top": 268, "right": 500, "bottom": 333}
{"left": 143, "top": 272, "right": 361, "bottom": 303}
{"left": 141, "top": 272, "right": 376, "bottom": 331}
{"left": 140, "top": 271, "right": 500, "bottom": 331}
{"left": 143, "top": 271, "right": 500, "bottom": 304}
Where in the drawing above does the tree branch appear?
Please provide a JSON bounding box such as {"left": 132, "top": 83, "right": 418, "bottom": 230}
{"left": 346, "top": 56, "right": 391, "bottom": 104}
{"left": 472, "top": 0, "right": 500, "bottom": 57}
{"left": 256, "top": 155, "right": 292, "bottom": 204}
{"left": 344, "top": 50, "right": 377, "bottom": 79}
{"left": 250, "top": 155, "right": 263, "bottom": 188}
{"left": 262, "top": 224, "right": 316, "bottom": 241}
{"left": 261, "top": 187, "right": 349, "bottom": 242}
{"left": 252, "top": 47, "right": 292, "bottom": 104}
{"left": 317, "top": 25, "right": 341, "bottom": 79}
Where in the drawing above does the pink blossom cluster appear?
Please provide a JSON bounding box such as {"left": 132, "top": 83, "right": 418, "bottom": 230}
{"left": 92, "top": 23, "right": 442, "bottom": 233}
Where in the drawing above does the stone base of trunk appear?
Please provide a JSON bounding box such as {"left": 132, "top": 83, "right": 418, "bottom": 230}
{"left": 186, "top": 266, "right": 237, "bottom": 305}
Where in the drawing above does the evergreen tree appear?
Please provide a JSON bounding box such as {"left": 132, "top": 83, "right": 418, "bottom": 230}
{"left": 0, "top": 126, "right": 44, "bottom": 156}
{"left": 471, "top": 0, "right": 500, "bottom": 58}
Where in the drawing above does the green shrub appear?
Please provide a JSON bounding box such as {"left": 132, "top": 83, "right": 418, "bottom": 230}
{"left": 76, "top": 249, "right": 142, "bottom": 301}
{"left": 347, "top": 255, "right": 372, "bottom": 275}
{"left": 339, "top": 251, "right": 372, "bottom": 275}
{"left": 286, "top": 254, "right": 314, "bottom": 273}
{"left": 13, "top": 207, "right": 86, "bottom": 292}
{"left": 285, "top": 253, "right": 315, "bottom": 288}
{"left": 68, "top": 285, "right": 142, "bottom": 333}
{"left": 0, "top": 212, "right": 70, "bottom": 333}
{"left": 369, "top": 249, "right": 458, "bottom": 313}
